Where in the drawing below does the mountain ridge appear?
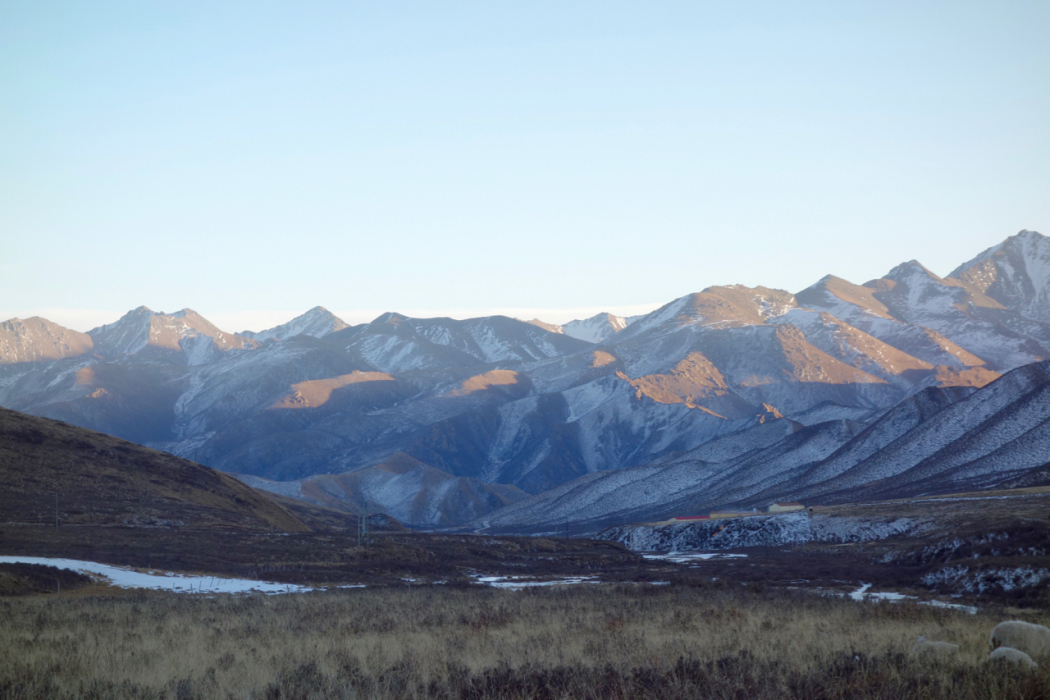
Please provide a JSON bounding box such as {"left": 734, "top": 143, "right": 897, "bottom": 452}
{"left": 2, "top": 229, "right": 1048, "bottom": 529}
{"left": 240, "top": 306, "right": 349, "bottom": 342}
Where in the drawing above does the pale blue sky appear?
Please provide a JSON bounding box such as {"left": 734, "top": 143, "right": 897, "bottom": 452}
{"left": 3, "top": 1, "right": 1048, "bottom": 331}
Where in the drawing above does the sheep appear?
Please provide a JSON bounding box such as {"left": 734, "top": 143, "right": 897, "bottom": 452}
{"left": 989, "top": 620, "right": 1050, "bottom": 658}
{"left": 910, "top": 636, "right": 959, "bottom": 657}
{"left": 988, "top": 646, "right": 1038, "bottom": 669}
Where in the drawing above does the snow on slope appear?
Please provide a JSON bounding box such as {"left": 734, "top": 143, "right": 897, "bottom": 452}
{"left": 868, "top": 260, "right": 1050, "bottom": 370}
{"left": 354, "top": 314, "right": 592, "bottom": 366}
{"left": 237, "top": 453, "right": 528, "bottom": 528}
{"left": 949, "top": 230, "right": 1050, "bottom": 324}
{"left": 0, "top": 317, "right": 93, "bottom": 365}
{"left": 769, "top": 308, "right": 934, "bottom": 385}
{"left": 472, "top": 369, "right": 1031, "bottom": 533}
{"left": 598, "top": 511, "right": 926, "bottom": 552}
{"left": 0, "top": 556, "right": 312, "bottom": 594}
{"left": 788, "top": 361, "right": 1050, "bottom": 501}
{"left": 796, "top": 276, "right": 997, "bottom": 370}
{"left": 473, "top": 418, "right": 864, "bottom": 532}
{"left": 562, "top": 313, "right": 627, "bottom": 343}
{"left": 241, "top": 306, "right": 349, "bottom": 341}
{"left": 88, "top": 307, "right": 258, "bottom": 365}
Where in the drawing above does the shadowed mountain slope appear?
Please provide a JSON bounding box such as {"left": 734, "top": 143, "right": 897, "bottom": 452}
{"left": 474, "top": 360, "right": 1050, "bottom": 533}
{"left": 0, "top": 406, "right": 309, "bottom": 532}
{"left": 237, "top": 452, "right": 527, "bottom": 529}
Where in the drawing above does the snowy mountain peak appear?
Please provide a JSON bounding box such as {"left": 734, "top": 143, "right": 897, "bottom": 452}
{"left": 562, "top": 313, "right": 627, "bottom": 343}
{"left": 0, "top": 316, "right": 94, "bottom": 364}
{"left": 241, "top": 306, "right": 349, "bottom": 342}
{"left": 883, "top": 260, "right": 942, "bottom": 284}
{"left": 679, "top": 286, "right": 798, "bottom": 327}
{"left": 371, "top": 312, "right": 409, "bottom": 327}
{"left": 613, "top": 287, "right": 798, "bottom": 345}
{"left": 88, "top": 306, "right": 256, "bottom": 364}
{"left": 948, "top": 229, "right": 1050, "bottom": 324}
{"left": 796, "top": 275, "right": 895, "bottom": 321}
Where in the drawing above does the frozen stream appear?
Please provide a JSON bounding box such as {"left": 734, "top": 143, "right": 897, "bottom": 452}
{"left": 848, "top": 582, "right": 978, "bottom": 614}
{"left": 0, "top": 556, "right": 314, "bottom": 595}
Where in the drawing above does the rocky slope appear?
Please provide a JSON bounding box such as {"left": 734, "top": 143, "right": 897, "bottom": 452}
{"left": 0, "top": 317, "right": 93, "bottom": 365}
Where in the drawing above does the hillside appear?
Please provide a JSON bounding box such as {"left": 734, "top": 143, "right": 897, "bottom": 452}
{"left": 238, "top": 452, "right": 528, "bottom": 529}
{"left": 475, "top": 360, "right": 1050, "bottom": 533}
{"left": 0, "top": 406, "right": 309, "bottom": 532}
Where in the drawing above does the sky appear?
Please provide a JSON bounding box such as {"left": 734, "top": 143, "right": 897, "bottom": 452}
{"left": 3, "top": 1, "right": 1048, "bottom": 332}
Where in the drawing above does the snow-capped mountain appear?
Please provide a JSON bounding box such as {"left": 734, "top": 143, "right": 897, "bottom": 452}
{"left": 525, "top": 312, "right": 634, "bottom": 342}
{"left": 335, "top": 313, "right": 593, "bottom": 371}
{"left": 949, "top": 229, "right": 1050, "bottom": 325}
{"left": 797, "top": 254, "right": 1050, "bottom": 371}
{"left": 0, "top": 317, "right": 93, "bottom": 365}
{"left": 240, "top": 306, "right": 349, "bottom": 341}
{"left": 88, "top": 306, "right": 258, "bottom": 365}
{"left": 2, "top": 229, "right": 1049, "bottom": 529}
{"left": 562, "top": 313, "right": 628, "bottom": 343}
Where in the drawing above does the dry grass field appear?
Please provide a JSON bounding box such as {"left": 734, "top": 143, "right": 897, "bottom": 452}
{"left": 2, "top": 582, "right": 1048, "bottom": 700}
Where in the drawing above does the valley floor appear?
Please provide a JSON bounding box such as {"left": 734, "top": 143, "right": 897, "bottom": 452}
{"left": 4, "top": 486, "right": 1050, "bottom": 698}
{"left": 4, "top": 486, "right": 1050, "bottom": 602}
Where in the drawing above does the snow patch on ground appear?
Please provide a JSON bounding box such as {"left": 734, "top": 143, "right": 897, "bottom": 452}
{"left": 603, "top": 512, "right": 927, "bottom": 552}
{"left": 471, "top": 574, "right": 600, "bottom": 589}
{"left": 641, "top": 552, "right": 748, "bottom": 563}
{"left": 847, "top": 582, "right": 978, "bottom": 613}
{"left": 921, "top": 565, "right": 1050, "bottom": 594}
{"left": 0, "top": 556, "right": 315, "bottom": 595}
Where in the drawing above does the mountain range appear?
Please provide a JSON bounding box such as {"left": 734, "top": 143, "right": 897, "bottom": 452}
{"left": 2, "top": 229, "right": 1049, "bottom": 529}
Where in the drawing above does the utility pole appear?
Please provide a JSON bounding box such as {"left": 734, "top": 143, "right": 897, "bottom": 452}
{"left": 55, "top": 493, "right": 58, "bottom": 528}
{"left": 358, "top": 513, "right": 369, "bottom": 548}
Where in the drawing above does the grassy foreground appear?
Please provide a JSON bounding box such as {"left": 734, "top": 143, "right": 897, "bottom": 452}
{"left": 2, "top": 583, "right": 1048, "bottom": 700}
